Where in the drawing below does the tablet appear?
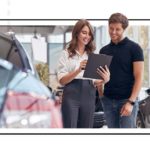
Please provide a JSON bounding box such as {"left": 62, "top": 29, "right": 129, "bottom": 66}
{"left": 83, "top": 53, "right": 113, "bottom": 79}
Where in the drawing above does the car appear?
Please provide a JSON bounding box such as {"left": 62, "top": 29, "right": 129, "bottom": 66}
{"left": 136, "top": 88, "right": 150, "bottom": 128}
{"left": 0, "top": 32, "right": 62, "bottom": 128}
{"left": 93, "top": 91, "right": 106, "bottom": 128}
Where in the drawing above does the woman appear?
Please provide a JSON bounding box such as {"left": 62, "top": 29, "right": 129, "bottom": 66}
{"left": 57, "top": 19, "right": 110, "bottom": 128}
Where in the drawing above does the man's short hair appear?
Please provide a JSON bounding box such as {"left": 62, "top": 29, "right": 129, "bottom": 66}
{"left": 109, "top": 13, "right": 129, "bottom": 29}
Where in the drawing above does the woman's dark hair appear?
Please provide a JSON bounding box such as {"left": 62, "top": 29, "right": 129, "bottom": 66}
{"left": 109, "top": 13, "right": 129, "bottom": 29}
{"left": 67, "top": 19, "right": 95, "bottom": 57}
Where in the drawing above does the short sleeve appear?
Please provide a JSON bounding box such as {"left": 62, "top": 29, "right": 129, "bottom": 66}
{"left": 99, "top": 47, "right": 105, "bottom": 54}
{"left": 131, "top": 44, "right": 144, "bottom": 62}
{"left": 57, "top": 50, "right": 69, "bottom": 82}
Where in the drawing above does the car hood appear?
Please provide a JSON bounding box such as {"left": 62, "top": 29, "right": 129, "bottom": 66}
{"left": 8, "top": 71, "right": 52, "bottom": 98}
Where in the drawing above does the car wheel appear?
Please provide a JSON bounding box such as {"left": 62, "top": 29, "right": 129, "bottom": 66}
{"left": 93, "top": 111, "right": 106, "bottom": 128}
{"left": 136, "top": 113, "right": 145, "bottom": 128}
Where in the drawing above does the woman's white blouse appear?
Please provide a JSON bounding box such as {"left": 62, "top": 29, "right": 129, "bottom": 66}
{"left": 57, "top": 50, "right": 90, "bottom": 82}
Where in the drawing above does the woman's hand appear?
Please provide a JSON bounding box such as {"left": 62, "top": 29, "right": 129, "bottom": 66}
{"left": 94, "top": 80, "right": 104, "bottom": 96}
{"left": 78, "top": 60, "right": 87, "bottom": 71}
{"left": 97, "top": 65, "right": 110, "bottom": 84}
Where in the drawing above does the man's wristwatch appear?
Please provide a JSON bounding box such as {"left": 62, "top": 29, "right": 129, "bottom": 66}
{"left": 127, "top": 99, "right": 135, "bottom": 106}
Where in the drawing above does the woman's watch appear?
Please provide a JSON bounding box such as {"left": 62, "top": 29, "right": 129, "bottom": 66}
{"left": 127, "top": 99, "right": 135, "bottom": 106}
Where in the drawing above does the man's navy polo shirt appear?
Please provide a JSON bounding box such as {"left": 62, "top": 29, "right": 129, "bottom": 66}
{"left": 99, "top": 37, "right": 144, "bottom": 100}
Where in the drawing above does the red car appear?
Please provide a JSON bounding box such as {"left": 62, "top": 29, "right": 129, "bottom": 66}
{"left": 0, "top": 33, "right": 62, "bottom": 128}
{"left": 2, "top": 90, "right": 62, "bottom": 128}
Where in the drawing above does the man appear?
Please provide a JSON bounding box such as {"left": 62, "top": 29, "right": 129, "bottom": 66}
{"left": 98, "top": 13, "right": 144, "bottom": 128}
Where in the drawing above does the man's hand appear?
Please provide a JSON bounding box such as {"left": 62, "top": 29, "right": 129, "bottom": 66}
{"left": 120, "top": 102, "right": 133, "bottom": 116}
